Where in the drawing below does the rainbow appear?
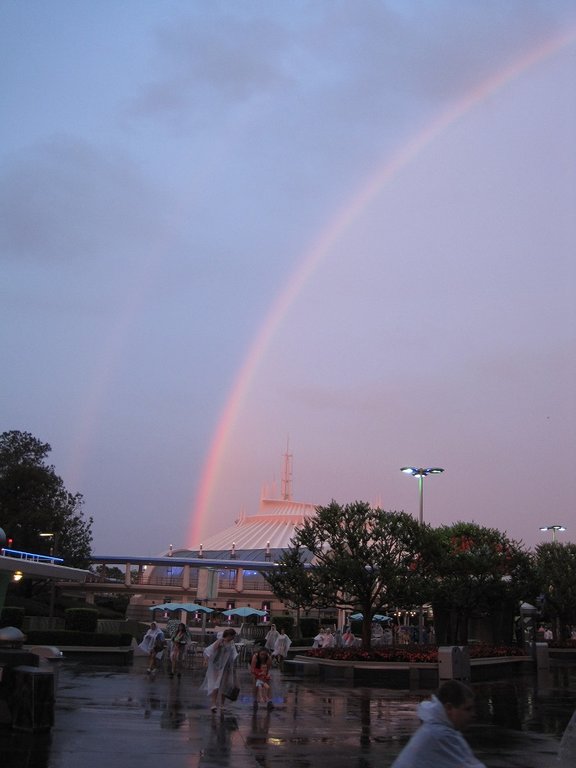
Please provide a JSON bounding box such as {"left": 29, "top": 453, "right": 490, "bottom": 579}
{"left": 189, "top": 28, "right": 576, "bottom": 545}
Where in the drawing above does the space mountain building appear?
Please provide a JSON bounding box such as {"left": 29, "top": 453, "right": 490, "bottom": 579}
{"left": 127, "top": 455, "right": 320, "bottom": 622}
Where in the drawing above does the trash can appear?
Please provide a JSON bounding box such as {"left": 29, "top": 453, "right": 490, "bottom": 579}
{"left": 11, "top": 665, "right": 55, "bottom": 731}
{"left": 535, "top": 642, "right": 550, "bottom": 672}
{"left": 438, "top": 646, "right": 460, "bottom": 679}
{"left": 438, "top": 646, "right": 470, "bottom": 681}
{"left": 458, "top": 645, "right": 470, "bottom": 681}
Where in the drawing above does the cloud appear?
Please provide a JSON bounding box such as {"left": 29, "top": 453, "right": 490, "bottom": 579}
{"left": 0, "top": 137, "right": 173, "bottom": 264}
{"left": 133, "top": 2, "right": 576, "bottom": 131}
{"left": 133, "top": 12, "right": 290, "bottom": 122}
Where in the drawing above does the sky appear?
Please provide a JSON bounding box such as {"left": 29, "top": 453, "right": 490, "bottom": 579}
{"left": 1, "top": 1, "right": 575, "bottom": 557}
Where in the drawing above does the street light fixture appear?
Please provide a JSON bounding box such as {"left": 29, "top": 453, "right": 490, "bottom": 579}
{"left": 40, "top": 532, "right": 58, "bottom": 618}
{"left": 400, "top": 466, "right": 444, "bottom": 644}
{"left": 400, "top": 467, "right": 445, "bottom": 525}
{"left": 539, "top": 525, "right": 566, "bottom": 542}
{"left": 40, "top": 531, "right": 56, "bottom": 553}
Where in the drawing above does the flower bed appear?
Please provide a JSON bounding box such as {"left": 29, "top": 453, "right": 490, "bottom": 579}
{"left": 549, "top": 639, "right": 576, "bottom": 649}
{"left": 305, "top": 644, "right": 527, "bottom": 663}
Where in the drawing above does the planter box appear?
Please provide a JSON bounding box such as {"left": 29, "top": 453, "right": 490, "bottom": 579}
{"left": 288, "top": 654, "right": 532, "bottom": 688}
{"left": 25, "top": 645, "right": 134, "bottom": 666}
{"left": 549, "top": 648, "right": 576, "bottom": 661}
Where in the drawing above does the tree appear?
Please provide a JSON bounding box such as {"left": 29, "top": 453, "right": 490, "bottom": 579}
{"left": 0, "top": 430, "right": 93, "bottom": 568}
{"left": 535, "top": 542, "right": 576, "bottom": 640}
{"left": 269, "top": 500, "right": 437, "bottom": 649}
{"left": 429, "top": 522, "right": 535, "bottom": 645}
{"left": 264, "top": 546, "right": 335, "bottom": 639}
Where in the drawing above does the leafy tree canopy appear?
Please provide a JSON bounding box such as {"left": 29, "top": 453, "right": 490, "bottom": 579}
{"left": 264, "top": 545, "right": 334, "bottom": 613}
{"left": 0, "top": 430, "right": 93, "bottom": 568}
{"left": 535, "top": 542, "right": 576, "bottom": 639}
{"left": 268, "top": 500, "right": 437, "bottom": 648}
{"left": 429, "top": 521, "right": 536, "bottom": 643}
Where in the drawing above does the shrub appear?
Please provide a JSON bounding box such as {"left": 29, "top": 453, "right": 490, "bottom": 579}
{"left": 26, "top": 630, "right": 133, "bottom": 647}
{"left": 298, "top": 637, "right": 316, "bottom": 647}
{"left": 0, "top": 606, "right": 25, "bottom": 629}
{"left": 305, "top": 644, "right": 528, "bottom": 663}
{"left": 65, "top": 608, "right": 98, "bottom": 632}
{"left": 548, "top": 639, "right": 576, "bottom": 649}
{"left": 299, "top": 618, "right": 320, "bottom": 637}
{"left": 272, "top": 616, "right": 294, "bottom": 635}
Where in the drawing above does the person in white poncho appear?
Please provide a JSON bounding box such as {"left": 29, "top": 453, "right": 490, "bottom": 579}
{"left": 138, "top": 622, "right": 165, "bottom": 674}
{"left": 201, "top": 627, "right": 238, "bottom": 713}
{"left": 272, "top": 627, "right": 292, "bottom": 668}
{"left": 391, "top": 679, "right": 486, "bottom": 768}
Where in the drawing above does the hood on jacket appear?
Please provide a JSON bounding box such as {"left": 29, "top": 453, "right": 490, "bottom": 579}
{"left": 417, "top": 695, "right": 454, "bottom": 728}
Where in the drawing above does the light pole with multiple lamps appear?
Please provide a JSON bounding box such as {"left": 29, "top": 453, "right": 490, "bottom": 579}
{"left": 539, "top": 525, "right": 566, "bottom": 542}
{"left": 400, "top": 466, "right": 444, "bottom": 643}
{"left": 400, "top": 467, "right": 445, "bottom": 525}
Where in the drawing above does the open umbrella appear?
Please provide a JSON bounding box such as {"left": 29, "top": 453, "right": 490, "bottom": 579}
{"left": 222, "top": 606, "right": 268, "bottom": 618}
{"left": 149, "top": 602, "right": 213, "bottom": 613}
{"left": 149, "top": 602, "right": 172, "bottom": 611}
{"left": 349, "top": 613, "right": 391, "bottom": 622}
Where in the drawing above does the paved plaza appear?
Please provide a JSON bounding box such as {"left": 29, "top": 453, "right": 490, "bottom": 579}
{"left": 1, "top": 655, "right": 575, "bottom": 768}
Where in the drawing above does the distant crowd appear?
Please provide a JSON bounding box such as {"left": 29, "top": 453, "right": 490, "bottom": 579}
{"left": 312, "top": 622, "right": 436, "bottom": 648}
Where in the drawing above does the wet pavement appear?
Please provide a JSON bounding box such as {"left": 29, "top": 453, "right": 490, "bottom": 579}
{"left": 1, "top": 655, "right": 575, "bottom": 768}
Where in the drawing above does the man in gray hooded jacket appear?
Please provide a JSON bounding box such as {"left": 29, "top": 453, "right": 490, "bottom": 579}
{"left": 391, "top": 680, "right": 486, "bottom": 768}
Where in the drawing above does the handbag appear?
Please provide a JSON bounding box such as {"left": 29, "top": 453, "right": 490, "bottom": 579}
{"left": 224, "top": 685, "right": 240, "bottom": 701}
{"left": 224, "top": 667, "right": 240, "bottom": 701}
{"left": 224, "top": 684, "right": 240, "bottom": 701}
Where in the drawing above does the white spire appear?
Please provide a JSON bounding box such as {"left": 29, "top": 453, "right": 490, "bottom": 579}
{"left": 281, "top": 437, "right": 293, "bottom": 501}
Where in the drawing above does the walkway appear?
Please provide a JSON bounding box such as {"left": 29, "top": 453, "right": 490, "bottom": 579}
{"left": 1, "top": 656, "right": 574, "bottom": 768}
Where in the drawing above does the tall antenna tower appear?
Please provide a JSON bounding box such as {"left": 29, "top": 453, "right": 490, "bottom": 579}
{"left": 281, "top": 438, "right": 293, "bottom": 501}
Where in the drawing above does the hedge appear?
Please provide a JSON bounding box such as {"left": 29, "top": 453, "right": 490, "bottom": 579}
{"left": 65, "top": 608, "right": 98, "bottom": 632}
{"left": 0, "top": 606, "right": 25, "bottom": 629}
{"left": 25, "top": 630, "right": 133, "bottom": 647}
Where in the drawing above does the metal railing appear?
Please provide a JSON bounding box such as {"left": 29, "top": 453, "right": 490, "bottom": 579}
{"left": 1, "top": 547, "right": 64, "bottom": 565}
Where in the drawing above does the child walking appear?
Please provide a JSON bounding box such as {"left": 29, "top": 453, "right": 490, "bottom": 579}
{"left": 250, "top": 648, "right": 273, "bottom": 710}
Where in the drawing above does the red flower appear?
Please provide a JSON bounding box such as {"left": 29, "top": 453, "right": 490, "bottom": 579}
{"left": 304, "top": 644, "right": 525, "bottom": 663}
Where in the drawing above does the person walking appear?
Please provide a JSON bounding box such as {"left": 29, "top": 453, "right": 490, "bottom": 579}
{"left": 169, "top": 622, "right": 191, "bottom": 679}
{"left": 250, "top": 648, "right": 273, "bottom": 710}
{"left": 264, "top": 623, "right": 279, "bottom": 653}
{"left": 322, "top": 628, "right": 335, "bottom": 648}
{"left": 342, "top": 626, "right": 356, "bottom": 647}
{"left": 391, "top": 679, "right": 486, "bottom": 768}
{"left": 272, "top": 627, "right": 291, "bottom": 669}
{"left": 139, "top": 622, "right": 165, "bottom": 675}
{"left": 201, "top": 627, "right": 238, "bottom": 714}
{"left": 164, "top": 614, "right": 180, "bottom": 665}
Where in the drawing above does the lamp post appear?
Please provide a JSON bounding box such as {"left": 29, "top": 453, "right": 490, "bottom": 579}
{"left": 40, "top": 532, "right": 59, "bottom": 620}
{"left": 400, "top": 467, "right": 445, "bottom": 525}
{"left": 539, "top": 525, "right": 566, "bottom": 542}
{"left": 400, "top": 466, "right": 444, "bottom": 644}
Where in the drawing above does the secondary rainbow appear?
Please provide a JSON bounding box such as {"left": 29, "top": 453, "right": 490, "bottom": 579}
{"left": 189, "top": 29, "right": 576, "bottom": 546}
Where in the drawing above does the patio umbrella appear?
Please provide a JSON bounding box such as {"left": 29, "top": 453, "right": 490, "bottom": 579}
{"left": 222, "top": 607, "right": 268, "bottom": 618}
{"left": 148, "top": 602, "right": 172, "bottom": 611}
{"left": 149, "top": 602, "right": 213, "bottom": 613}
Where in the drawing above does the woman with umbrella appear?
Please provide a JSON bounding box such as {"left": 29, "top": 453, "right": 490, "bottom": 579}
{"left": 201, "top": 627, "right": 239, "bottom": 713}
